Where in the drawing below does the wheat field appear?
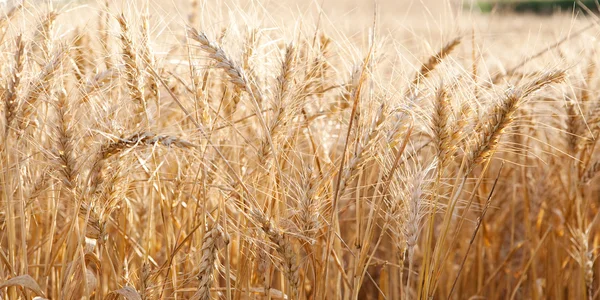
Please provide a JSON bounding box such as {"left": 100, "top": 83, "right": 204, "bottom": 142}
{"left": 0, "top": 0, "right": 599, "bottom": 299}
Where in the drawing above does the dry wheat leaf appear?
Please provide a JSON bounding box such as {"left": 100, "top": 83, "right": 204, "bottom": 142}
{"left": 0, "top": 274, "right": 45, "bottom": 297}
{"left": 106, "top": 286, "right": 142, "bottom": 300}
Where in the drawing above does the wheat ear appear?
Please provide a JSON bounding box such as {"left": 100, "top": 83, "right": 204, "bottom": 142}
{"left": 412, "top": 37, "right": 461, "bottom": 86}
{"left": 191, "top": 224, "right": 229, "bottom": 300}
{"left": 117, "top": 14, "right": 147, "bottom": 128}
{"left": 251, "top": 209, "right": 300, "bottom": 299}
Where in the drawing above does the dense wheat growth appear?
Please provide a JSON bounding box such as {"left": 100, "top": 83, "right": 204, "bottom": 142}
{"left": 1, "top": 0, "right": 600, "bottom": 299}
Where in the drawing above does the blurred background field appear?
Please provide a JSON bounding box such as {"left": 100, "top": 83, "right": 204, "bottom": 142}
{"left": 41, "top": 0, "right": 591, "bottom": 76}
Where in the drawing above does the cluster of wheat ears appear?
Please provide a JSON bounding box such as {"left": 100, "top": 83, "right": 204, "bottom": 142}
{"left": 1, "top": 0, "right": 600, "bottom": 299}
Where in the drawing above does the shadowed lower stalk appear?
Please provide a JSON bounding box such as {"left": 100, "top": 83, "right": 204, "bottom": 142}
{"left": 447, "top": 163, "right": 504, "bottom": 299}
